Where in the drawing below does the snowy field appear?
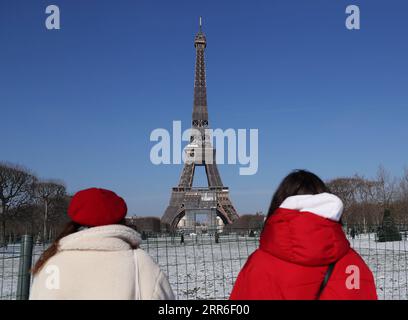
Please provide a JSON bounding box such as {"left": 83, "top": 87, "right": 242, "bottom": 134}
{"left": 0, "top": 243, "right": 46, "bottom": 300}
{"left": 141, "top": 233, "right": 408, "bottom": 300}
{"left": 1, "top": 233, "right": 407, "bottom": 300}
{"left": 140, "top": 234, "right": 260, "bottom": 299}
{"left": 348, "top": 233, "right": 408, "bottom": 300}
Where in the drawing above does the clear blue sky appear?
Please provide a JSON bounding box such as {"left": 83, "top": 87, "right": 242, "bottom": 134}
{"left": 1, "top": 0, "right": 407, "bottom": 216}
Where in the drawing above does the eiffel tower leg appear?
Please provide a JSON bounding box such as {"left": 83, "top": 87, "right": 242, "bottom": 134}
{"left": 162, "top": 189, "right": 186, "bottom": 229}
{"left": 205, "top": 163, "right": 239, "bottom": 223}
{"left": 216, "top": 190, "right": 239, "bottom": 224}
{"left": 178, "top": 163, "right": 195, "bottom": 188}
{"left": 205, "top": 163, "right": 223, "bottom": 187}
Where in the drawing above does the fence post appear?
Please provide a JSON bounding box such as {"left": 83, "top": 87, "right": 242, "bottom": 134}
{"left": 16, "top": 235, "right": 34, "bottom": 300}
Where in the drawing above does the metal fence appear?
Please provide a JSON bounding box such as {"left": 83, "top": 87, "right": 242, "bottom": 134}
{"left": 1, "top": 228, "right": 408, "bottom": 300}
{"left": 0, "top": 236, "right": 45, "bottom": 300}
{"left": 141, "top": 232, "right": 259, "bottom": 299}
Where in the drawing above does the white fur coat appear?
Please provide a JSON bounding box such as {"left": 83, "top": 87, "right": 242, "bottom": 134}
{"left": 29, "top": 225, "right": 175, "bottom": 300}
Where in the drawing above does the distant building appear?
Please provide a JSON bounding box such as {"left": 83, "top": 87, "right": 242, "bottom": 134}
{"left": 126, "top": 216, "right": 161, "bottom": 233}
{"left": 223, "top": 213, "right": 265, "bottom": 234}
{"left": 176, "top": 215, "right": 225, "bottom": 234}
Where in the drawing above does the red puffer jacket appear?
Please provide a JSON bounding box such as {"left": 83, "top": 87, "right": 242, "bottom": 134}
{"left": 230, "top": 194, "right": 377, "bottom": 300}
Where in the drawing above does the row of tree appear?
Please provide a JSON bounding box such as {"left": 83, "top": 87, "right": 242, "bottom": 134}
{"left": 1, "top": 161, "right": 407, "bottom": 244}
{"left": 327, "top": 165, "right": 408, "bottom": 228}
{"left": 0, "top": 162, "right": 69, "bottom": 244}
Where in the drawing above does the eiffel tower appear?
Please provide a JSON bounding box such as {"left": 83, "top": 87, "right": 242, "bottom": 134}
{"left": 161, "top": 18, "right": 239, "bottom": 230}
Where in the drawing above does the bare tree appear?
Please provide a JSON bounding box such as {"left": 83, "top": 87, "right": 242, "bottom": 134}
{"left": 327, "top": 177, "right": 358, "bottom": 210}
{"left": 34, "top": 181, "right": 66, "bottom": 241}
{"left": 0, "top": 162, "right": 37, "bottom": 244}
{"left": 327, "top": 173, "right": 386, "bottom": 228}
{"left": 400, "top": 167, "right": 408, "bottom": 201}
{"left": 396, "top": 167, "right": 408, "bottom": 224}
{"left": 327, "top": 176, "right": 370, "bottom": 225}
{"left": 375, "top": 165, "right": 397, "bottom": 210}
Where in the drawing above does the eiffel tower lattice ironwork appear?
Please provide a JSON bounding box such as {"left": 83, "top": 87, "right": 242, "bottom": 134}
{"left": 161, "top": 18, "right": 239, "bottom": 230}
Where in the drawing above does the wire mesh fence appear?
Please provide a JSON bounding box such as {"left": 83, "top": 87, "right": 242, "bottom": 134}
{"left": 140, "top": 231, "right": 260, "bottom": 300}
{"left": 0, "top": 236, "right": 46, "bottom": 300}
{"left": 1, "top": 226, "right": 408, "bottom": 300}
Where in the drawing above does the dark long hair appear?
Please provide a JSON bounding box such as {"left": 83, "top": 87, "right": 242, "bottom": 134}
{"left": 32, "top": 218, "right": 130, "bottom": 275}
{"left": 32, "top": 221, "right": 81, "bottom": 275}
{"left": 267, "top": 169, "right": 330, "bottom": 219}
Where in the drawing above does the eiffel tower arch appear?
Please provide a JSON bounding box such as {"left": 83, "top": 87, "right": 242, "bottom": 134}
{"left": 161, "top": 19, "right": 239, "bottom": 230}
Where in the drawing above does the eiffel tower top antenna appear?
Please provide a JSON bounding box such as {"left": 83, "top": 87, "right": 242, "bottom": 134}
{"left": 199, "top": 16, "right": 202, "bottom": 31}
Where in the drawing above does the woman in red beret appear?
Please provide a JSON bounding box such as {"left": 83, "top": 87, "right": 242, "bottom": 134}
{"left": 230, "top": 170, "right": 377, "bottom": 300}
{"left": 29, "top": 188, "right": 174, "bottom": 300}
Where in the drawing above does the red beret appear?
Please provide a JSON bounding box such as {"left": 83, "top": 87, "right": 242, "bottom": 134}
{"left": 68, "top": 188, "right": 127, "bottom": 227}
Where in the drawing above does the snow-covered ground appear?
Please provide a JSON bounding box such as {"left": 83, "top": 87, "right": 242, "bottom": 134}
{"left": 0, "top": 243, "right": 45, "bottom": 300}
{"left": 1, "top": 233, "right": 407, "bottom": 300}
{"left": 140, "top": 234, "right": 260, "bottom": 300}
{"left": 348, "top": 233, "right": 408, "bottom": 300}
{"left": 142, "top": 233, "right": 408, "bottom": 300}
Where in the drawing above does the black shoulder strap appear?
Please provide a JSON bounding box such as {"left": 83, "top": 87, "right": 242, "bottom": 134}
{"left": 317, "top": 262, "right": 336, "bottom": 298}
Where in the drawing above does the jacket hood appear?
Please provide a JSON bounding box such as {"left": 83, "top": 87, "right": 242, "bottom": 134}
{"left": 260, "top": 193, "right": 350, "bottom": 266}
{"left": 59, "top": 224, "right": 142, "bottom": 252}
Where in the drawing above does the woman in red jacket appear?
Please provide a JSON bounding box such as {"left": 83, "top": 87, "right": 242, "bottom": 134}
{"left": 230, "top": 170, "right": 377, "bottom": 300}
